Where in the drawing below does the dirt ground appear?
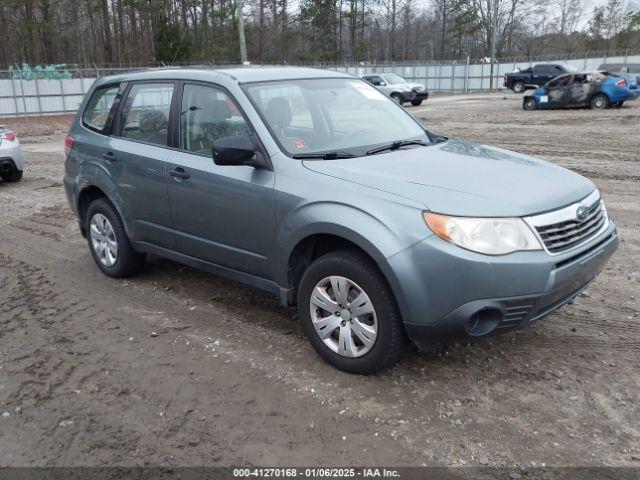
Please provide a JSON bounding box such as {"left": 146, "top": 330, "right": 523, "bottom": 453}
{"left": 0, "top": 93, "right": 639, "bottom": 470}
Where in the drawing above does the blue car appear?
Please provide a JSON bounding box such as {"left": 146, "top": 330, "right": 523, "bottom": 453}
{"left": 523, "top": 71, "right": 638, "bottom": 110}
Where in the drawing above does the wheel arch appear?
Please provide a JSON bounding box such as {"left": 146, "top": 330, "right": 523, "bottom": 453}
{"left": 76, "top": 182, "right": 129, "bottom": 239}
{"left": 286, "top": 233, "right": 381, "bottom": 296}
{"left": 282, "top": 226, "right": 409, "bottom": 322}
{"left": 77, "top": 185, "right": 108, "bottom": 231}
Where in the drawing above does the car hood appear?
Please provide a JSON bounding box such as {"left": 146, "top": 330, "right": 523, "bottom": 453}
{"left": 404, "top": 82, "right": 425, "bottom": 91}
{"left": 302, "top": 139, "right": 595, "bottom": 217}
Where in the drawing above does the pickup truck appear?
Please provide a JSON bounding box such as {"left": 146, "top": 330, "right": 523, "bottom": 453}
{"left": 504, "top": 64, "right": 577, "bottom": 93}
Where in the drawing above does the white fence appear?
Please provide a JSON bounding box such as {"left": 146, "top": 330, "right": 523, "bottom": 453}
{"left": 327, "top": 53, "right": 640, "bottom": 92}
{"left": 2, "top": 52, "right": 640, "bottom": 117}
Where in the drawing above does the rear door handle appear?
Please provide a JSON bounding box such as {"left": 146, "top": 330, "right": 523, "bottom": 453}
{"left": 102, "top": 151, "right": 117, "bottom": 162}
{"left": 169, "top": 167, "right": 190, "bottom": 180}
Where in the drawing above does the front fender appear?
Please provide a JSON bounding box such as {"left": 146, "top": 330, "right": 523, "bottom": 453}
{"left": 275, "top": 200, "right": 431, "bottom": 321}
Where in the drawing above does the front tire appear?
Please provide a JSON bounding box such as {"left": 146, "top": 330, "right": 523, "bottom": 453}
{"left": 297, "top": 249, "right": 407, "bottom": 374}
{"left": 391, "top": 93, "right": 404, "bottom": 105}
{"left": 523, "top": 97, "right": 537, "bottom": 110}
{"left": 590, "top": 94, "right": 609, "bottom": 109}
{"left": 0, "top": 170, "right": 22, "bottom": 183}
{"left": 86, "top": 198, "right": 145, "bottom": 278}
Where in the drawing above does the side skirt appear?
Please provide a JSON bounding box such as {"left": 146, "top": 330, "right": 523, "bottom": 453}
{"left": 132, "top": 241, "right": 293, "bottom": 306}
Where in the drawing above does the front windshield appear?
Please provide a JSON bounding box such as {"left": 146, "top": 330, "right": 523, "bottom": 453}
{"left": 382, "top": 73, "right": 406, "bottom": 84}
{"left": 245, "top": 78, "right": 429, "bottom": 157}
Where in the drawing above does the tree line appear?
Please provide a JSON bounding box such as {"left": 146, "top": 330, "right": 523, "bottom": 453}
{"left": 1, "top": 0, "right": 638, "bottom": 67}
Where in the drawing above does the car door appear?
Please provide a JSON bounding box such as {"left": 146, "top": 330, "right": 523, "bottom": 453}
{"left": 106, "top": 81, "right": 176, "bottom": 249}
{"left": 166, "top": 82, "right": 276, "bottom": 279}
{"left": 542, "top": 75, "right": 575, "bottom": 108}
{"left": 533, "top": 65, "right": 557, "bottom": 85}
{"left": 569, "top": 74, "right": 592, "bottom": 106}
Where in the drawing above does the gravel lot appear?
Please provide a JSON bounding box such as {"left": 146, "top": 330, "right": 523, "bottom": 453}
{"left": 1, "top": 93, "right": 639, "bottom": 469}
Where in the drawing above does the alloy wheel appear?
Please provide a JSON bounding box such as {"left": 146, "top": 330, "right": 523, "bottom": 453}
{"left": 593, "top": 96, "right": 606, "bottom": 109}
{"left": 90, "top": 213, "right": 118, "bottom": 267}
{"left": 309, "top": 275, "right": 378, "bottom": 358}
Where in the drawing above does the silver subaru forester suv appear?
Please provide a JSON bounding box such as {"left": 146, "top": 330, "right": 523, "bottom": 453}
{"left": 64, "top": 67, "right": 617, "bottom": 374}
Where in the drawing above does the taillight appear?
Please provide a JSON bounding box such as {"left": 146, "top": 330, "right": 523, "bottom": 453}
{"left": 65, "top": 135, "right": 74, "bottom": 157}
{"left": 615, "top": 79, "right": 627, "bottom": 87}
{"left": 0, "top": 130, "right": 15, "bottom": 141}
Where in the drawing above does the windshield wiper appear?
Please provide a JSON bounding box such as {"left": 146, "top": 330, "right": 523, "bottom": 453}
{"left": 366, "top": 139, "right": 429, "bottom": 156}
{"left": 293, "top": 151, "right": 356, "bottom": 160}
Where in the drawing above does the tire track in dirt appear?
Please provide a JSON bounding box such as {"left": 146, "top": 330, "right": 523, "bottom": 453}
{"left": 3, "top": 106, "right": 640, "bottom": 467}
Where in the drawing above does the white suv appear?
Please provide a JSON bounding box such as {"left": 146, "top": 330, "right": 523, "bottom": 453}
{"left": 361, "top": 73, "right": 429, "bottom": 106}
{"left": 0, "top": 125, "right": 23, "bottom": 183}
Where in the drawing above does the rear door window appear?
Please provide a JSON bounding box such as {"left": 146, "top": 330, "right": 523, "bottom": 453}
{"left": 82, "top": 85, "right": 120, "bottom": 133}
{"left": 119, "top": 83, "right": 174, "bottom": 146}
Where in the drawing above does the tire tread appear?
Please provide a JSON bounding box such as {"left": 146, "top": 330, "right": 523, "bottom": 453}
{"left": 297, "top": 249, "right": 407, "bottom": 374}
{"left": 86, "top": 198, "right": 145, "bottom": 278}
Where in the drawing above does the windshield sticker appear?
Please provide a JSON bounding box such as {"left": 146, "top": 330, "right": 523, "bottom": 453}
{"left": 293, "top": 140, "right": 306, "bottom": 149}
{"left": 349, "top": 81, "right": 387, "bottom": 101}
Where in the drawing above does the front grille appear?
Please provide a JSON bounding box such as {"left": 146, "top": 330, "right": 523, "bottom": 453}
{"left": 535, "top": 200, "right": 605, "bottom": 253}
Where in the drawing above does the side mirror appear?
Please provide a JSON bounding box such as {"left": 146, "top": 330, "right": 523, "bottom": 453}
{"left": 212, "top": 135, "right": 261, "bottom": 167}
{"left": 378, "top": 81, "right": 387, "bottom": 86}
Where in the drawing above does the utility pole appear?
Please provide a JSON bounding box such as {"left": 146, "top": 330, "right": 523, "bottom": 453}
{"left": 489, "top": 0, "right": 499, "bottom": 90}
{"left": 237, "top": 0, "right": 248, "bottom": 64}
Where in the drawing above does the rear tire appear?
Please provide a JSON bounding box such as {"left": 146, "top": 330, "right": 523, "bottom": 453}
{"left": 590, "top": 94, "right": 609, "bottom": 110}
{"left": 0, "top": 170, "right": 22, "bottom": 183}
{"left": 512, "top": 81, "right": 525, "bottom": 94}
{"left": 297, "top": 249, "right": 407, "bottom": 374}
{"left": 86, "top": 198, "right": 145, "bottom": 278}
{"left": 410, "top": 99, "right": 423, "bottom": 106}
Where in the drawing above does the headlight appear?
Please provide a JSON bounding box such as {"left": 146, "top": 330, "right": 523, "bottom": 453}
{"left": 424, "top": 212, "right": 542, "bottom": 255}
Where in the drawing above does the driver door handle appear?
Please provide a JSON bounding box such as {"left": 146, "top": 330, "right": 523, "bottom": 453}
{"left": 169, "top": 167, "right": 190, "bottom": 180}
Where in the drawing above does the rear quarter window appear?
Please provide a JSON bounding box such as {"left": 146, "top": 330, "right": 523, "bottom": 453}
{"left": 82, "top": 85, "right": 121, "bottom": 133}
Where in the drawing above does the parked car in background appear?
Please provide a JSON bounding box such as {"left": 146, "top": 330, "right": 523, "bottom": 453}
{"left": 598, "top": 63, "right": 640, "bottom": 83}
{"left": 0, "top": 125, "right": 23, "bottom": 183}
{"left": 65, "top": 67, "right": 617, "bottom": 374}
{"left": 597, "top": 63, "right": 640, "bottom": 97}
{"left": 504, "top": 64, "right": 578, "bottom": 93}
{"left": 523, "top": 71, "right": 637, "bottom": 110}
{"left": 361, "top": 73, "right": 428, "bottom": 105}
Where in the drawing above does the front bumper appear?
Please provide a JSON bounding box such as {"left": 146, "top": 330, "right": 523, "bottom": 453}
{"left": 401, "top": 90, "right": 429, "bottom": 102}
{"left": 387, "top": 221, "right": 618, "bottom": 349}
{"left": 0, "top": 140, "right": 24, "bottom": 171}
